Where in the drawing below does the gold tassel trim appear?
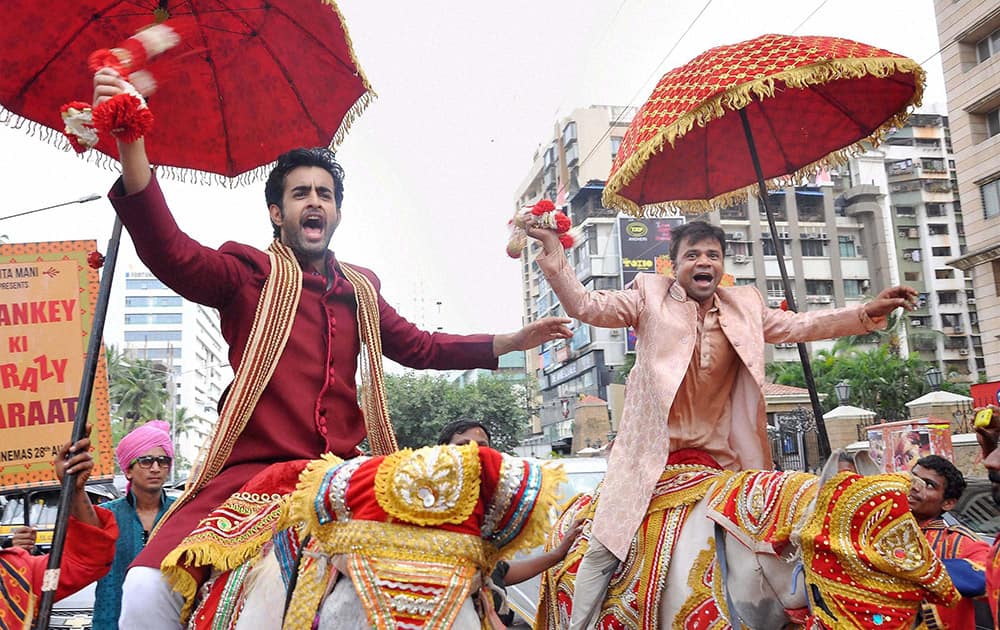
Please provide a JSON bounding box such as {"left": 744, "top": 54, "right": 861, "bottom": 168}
{"left": 322, "top": 0, "right": 378, "bottom": 150}
{"left": 603, "top": 56, "right": 926, "bottom": 216}
{"left": 283, "top": 453, "right": 346, "bottom": 536}
{"left": 340, "top": 263, "right": 398, "bottom": 456}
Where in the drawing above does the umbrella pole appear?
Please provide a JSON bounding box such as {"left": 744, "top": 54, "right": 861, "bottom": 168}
{"left": 738, "top": 109, "right": 831, "bottom": 465}
{"left": 35, "top": 215, "right": 123, "bottom": 630}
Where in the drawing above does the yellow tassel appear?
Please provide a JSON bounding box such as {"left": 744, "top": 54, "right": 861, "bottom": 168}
{"left": 494, "top": 463, "right": 567, "bottom": 563}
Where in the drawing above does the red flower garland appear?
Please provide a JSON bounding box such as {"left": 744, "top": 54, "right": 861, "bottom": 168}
{"left": 91, "top": 93, "right": 154, "bottom": 144}
{"left": 532, "top": 199, "right": 555, "bottom": 216}
{"left": 87, "top": 251, "right": 106, "bottom": 269}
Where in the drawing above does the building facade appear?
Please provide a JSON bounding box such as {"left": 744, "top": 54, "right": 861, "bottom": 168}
{"left": 882, "top": 110, "right": 982, "bottom": 380}
{"left": 114, "top": 268, "right": 232, "bottom": 465}
{"left": 933, "top": 1, "right": 1000, "bottom": 380}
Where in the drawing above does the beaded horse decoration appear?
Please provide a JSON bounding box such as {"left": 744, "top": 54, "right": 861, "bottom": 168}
{"left": 282, "top": 443, "right": 565, "bottom": 629}
{"left": 799, "top": 472, "right": 960, "bottom": 630}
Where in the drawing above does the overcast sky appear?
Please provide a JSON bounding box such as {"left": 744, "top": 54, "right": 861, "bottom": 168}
{"left": 0, "top": 0, "right": 947, "bottom": 344}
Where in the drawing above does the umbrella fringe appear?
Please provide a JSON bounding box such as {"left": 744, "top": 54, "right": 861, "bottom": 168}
{"left": 331, "top": 88, "right": 377, "bottom": 149}
{"left": 604, "top": 56, "right": 925, "bottom": 216}
{"left": 0, "top": 105, "right": 360, "bottom": 188}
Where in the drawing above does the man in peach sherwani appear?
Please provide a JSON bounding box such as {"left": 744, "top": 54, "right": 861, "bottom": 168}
{"left": 527, "top": 220, "right": 918, "bottom": 630}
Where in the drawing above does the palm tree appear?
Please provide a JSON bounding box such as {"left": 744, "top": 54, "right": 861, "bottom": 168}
{"left": 107, "top": 348, "right": 169, "bottom": 436}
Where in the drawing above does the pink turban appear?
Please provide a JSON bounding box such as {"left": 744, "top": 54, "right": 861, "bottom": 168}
{"left": 116, "top": 420, "right": 174, "bottom": 471}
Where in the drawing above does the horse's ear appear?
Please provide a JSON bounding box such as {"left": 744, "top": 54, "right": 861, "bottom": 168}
{"left": 817, "top": 449, "right": 847, "bottom": 488}
{"left": 851, "top": 450, "right": 879, "bottom": 476}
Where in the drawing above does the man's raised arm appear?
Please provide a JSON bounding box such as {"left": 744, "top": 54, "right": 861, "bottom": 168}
{"left": 93, "top": 68, "right": 151, "bottom": 194}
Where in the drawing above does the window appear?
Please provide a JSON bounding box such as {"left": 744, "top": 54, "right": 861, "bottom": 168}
{"left": 584, "top": 224, "right": 598, "bottom": 255}
{"left": 982, "top": 179, "right": 1000, "bottom": 219}
{"left": 838, "top": 236, "right": 857, "bottom": 258}
{"left": 729, "top": 241, "right": 753, "bottom": 257}
{"left": 562, "top": 121, "right": 577, "bottom": 146}
{"left": 904, "top": 271, "right": 921, "bottom": 282}
{"left": 935, "top": 268, "right": 955, "bottom": 280}
{"left": 931, "top": 246, "right": 951, "bottom": 257}
{"left": 610, "top": 136, "right": 623, "bottom": 160}
{"left": 928, "top": 224, "right": 948, "bottom": 236}
{"left": 125, "top": 278, "right": 168, "bottom": 290}
{"left": 805, "top": 280, "right": 833, "bottom": 295}
{"left": 719, "top": 200, "right": 748, "bottom": 220}
{"left": 988, "top": 108, "right": 1000, "bottom": 139}
{"left": 938, "top": 291, "right": 959, "bottom": 305}
{"left": 843, "top": 280, "right": 866, "bottom": 297}
{"left": 926, "top": 203, "right": 945, "bottom": 217}
{"left": 124, "top": 330, "right": 183, "bottom": 342}
{"left": 766, "top": 280, "right": 785, "bottom": 297}
{"left": 800, "top": 240, "right": 826, "bottom": 256}
{"left": 895, "top": 206, "right": 915, "bottom": 217}
{"left": 977, "top": 28, "right": 1000, "bottom": 63}
{"left": 994, "top": 260, "right": 1000, "bottom": 297}
{"left": 736, "top": 278, "right": 756, "bottom": 286}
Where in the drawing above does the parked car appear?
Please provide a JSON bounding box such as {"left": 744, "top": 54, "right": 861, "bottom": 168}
{"left": 0, "top": 480, "right": 119, "bottom": 551}
{"left": 948, "top": 476, "right": 1000, "bottom": 541}
{"left": 506, "top": 456, "right": 608, "bottom": 628}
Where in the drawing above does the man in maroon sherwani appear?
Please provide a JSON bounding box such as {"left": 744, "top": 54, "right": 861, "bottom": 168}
{"left": 93, "top": 68, "right": 572, "bottom": 629}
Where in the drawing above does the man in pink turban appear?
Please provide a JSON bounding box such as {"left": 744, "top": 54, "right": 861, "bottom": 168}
{"left": 93, "top": 421, "right": 177, "bottom": 630}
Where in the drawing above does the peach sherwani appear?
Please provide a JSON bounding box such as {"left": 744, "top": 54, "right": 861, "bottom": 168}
{"left": 537, "top": 249, "right": 884, "bottom": 560}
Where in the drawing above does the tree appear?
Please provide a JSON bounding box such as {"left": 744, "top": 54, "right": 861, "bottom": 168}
{"left": 767, "top": 342, "right": 970, "bottom": 421}
{"left": 384, "top": 373, "right": 529, "bottom": 453}
{"left": 106, "top": 344, "right": 169, "bottom": 445}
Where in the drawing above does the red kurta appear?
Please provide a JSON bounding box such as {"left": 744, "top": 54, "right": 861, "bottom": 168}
{"left": 0, "top": 508, "right": 117, "bottom": 627}
{"left": 109, "top": 175, "right": 498, "bottom": 569}
{"left": 920, "top": 519, "right": 990, "bottom": 629}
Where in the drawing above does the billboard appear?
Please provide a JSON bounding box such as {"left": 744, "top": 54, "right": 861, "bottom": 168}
{"left": 618, "top": 217, "right": 683, "bottom": 351}
{"left": 0, "top": 241, "right": 113, "bottom": 488}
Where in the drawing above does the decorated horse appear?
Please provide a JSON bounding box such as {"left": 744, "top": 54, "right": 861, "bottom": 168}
{"left": 537, "top": 463, "right": 961, "bottom": 630}
{"left": 156, "top": 442, "right": 564, "bottom": 629}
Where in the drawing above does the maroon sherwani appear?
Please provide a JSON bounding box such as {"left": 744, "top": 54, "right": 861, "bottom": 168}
{"left": 109, "top": 175, "right": 498, "bottom": 569}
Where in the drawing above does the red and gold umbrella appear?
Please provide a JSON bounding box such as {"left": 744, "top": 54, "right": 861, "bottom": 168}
{"left": 0, "top": 0, "right": 375, "bottom": 181}
{"left": 603, "top": 34, "right": 926, "bottom": 459}
{"left": 603, "top": 33, "right": 924, "bottom": 215}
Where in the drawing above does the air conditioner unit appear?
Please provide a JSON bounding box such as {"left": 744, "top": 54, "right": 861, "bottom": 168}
{"left": 733, "top": 231, "right": 745, "bottom": 241}
{"left": 816, "top": 295, "right": 832, "bottom": 304}
{"left": 767, "top": 297, "right": 784, "bottom": 307}
{"left": 959, "top": 349, "right": 969, "bottom": 356}
{"left": 903, "top": 252, "right": 912, "bottom": 260}
{"left": 775, "top": 342, "right": 796, "bottom": 349}
{"left": 818, "top": 233, "right": 828, "bottom": 240}
{"left": 733, "top": 254, "right": 750, "bottom": 264}
{"left": 911, "top": 320, "right": 923, "bottom": 327}
{"left": 967, "top": 298, "right": 976, "bottom": 305}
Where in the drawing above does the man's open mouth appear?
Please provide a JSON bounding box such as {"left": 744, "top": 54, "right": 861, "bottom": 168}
{"left": 302, "top": 214, "right": 325, "bottom": 239}
{"left": 693, "top": 272, "right": 714, "bottom": 285}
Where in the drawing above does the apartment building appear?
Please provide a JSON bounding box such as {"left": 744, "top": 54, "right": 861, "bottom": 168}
{"left": 933, "top": 1, "right": 1000, "bottom": 381}
{"left": 514, "top": 106, "right": 635, "bottom": 442}
{"left": 114, "top": 268, "right": 232, "bottom": 463}
{"left": 882, "top": 111, "right": 982, "bottom": 380}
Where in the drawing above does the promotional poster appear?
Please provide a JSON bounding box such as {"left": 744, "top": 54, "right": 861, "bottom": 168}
{"left": 0, "top": 240, "right": 113, "bottom": 488}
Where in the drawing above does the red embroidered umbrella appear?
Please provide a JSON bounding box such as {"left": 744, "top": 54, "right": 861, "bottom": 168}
{"left": 0, "top": 4, "right": 374, "bottom": 627}
{"left": 602, "top": 34, "right": 925, "bottom": 459}
{"left": 0, "top": 0, "right": 374, "bottom": 182}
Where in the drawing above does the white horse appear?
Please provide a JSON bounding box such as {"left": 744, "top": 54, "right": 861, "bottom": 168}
{"left": 536, "top": 462, "right": 960, "bottom": 630}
